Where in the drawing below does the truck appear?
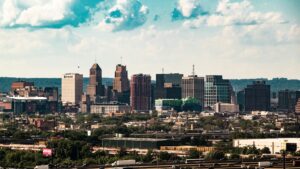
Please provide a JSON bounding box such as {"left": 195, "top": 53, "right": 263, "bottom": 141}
{"left": 258, "top": 161, "right": 273, "bottom": 167}
{"left": 111, "top": 160, "right": 136, "bottom": 166}
{"left": 34, "top": 165, "right": 49, "bottom": 169}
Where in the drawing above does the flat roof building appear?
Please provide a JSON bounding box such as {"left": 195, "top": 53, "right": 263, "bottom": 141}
{"left": 233, "top": 138, "right": 300, "bottom": 154}
{"left": 102, "top": 137, "right": 179, "bottom": 149}
{"left": 182, "top": 75, "right": 204, "bottom": 107}
{"left": 90, "top": 102, "right": 131, "bottom": 114}
{"left": 205, "top": 75, "right": 231, "bottom": 108}
{"left": 61, "top": 73, "right": 83, "bottom": 105}
{"left": 130, "top": 74, "right": 152, "bottom": 112}
{"left": 244, "top": 81, "right": 270, "bottom": 111}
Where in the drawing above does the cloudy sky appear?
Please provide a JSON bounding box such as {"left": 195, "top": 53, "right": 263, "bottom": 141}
{"left": 0, "top": 0, "right": 299, "bottom": 79}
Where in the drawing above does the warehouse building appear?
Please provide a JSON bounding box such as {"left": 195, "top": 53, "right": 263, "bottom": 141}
{"left": 233, "top": 138, "right": 300, "bottom": 154}
{"left": 101, "top": 137, "right": 179, "bottom": 149}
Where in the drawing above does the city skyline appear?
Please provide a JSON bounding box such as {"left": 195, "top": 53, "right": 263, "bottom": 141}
{"left": 0, "top": 0, "right": 300, "bottom": 79}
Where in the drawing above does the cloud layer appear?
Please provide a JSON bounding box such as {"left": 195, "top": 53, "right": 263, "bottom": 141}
{"left": 172, "top": 0, "right": 208, "bottom": 21}
{"left": 0, "top": 0, "right": 103, "bottom": 28}
{"left": 183, "top": 0, "right": 286, "bottom": 28}
{"left": 98, "top": 0, "right": 149, "bottom": 31}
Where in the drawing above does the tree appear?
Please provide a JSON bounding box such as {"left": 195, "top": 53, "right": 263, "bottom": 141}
{"left": 182, "top": 97, "right": 202, "bottom": 112}
{"left": 260, "top": 147, "right": 271, "bottom": 154}
{"left": 205, "top": 151, "right": 225, "bottom": 160}
{"left": 142, "top": 150, "right": 153, "bottom": 162}
{"left": 188, "top": 149, "right": 201, "bottom": 159}
{"left": 118, "top": 147, "right": 127, "bottom": 158}
{"left": 159, "top": 151, "right": 171, "bottom": 161}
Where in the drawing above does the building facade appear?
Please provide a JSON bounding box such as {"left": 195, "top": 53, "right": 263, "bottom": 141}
{"left": 87, "top": 63, "right": 104, "bottom": 103}
{"left": 130, "top": 74, "right": 152, "bottom": 112}
{"left": 181, "top": 75, "right": 204, "bottom": 107}
{"left": 213, "top": 102, "right": 239, "bottom": 113}
{"left": 296, "top": 98, "right": 300, "bottom": 114}
{"left": 244, "top": 81, "right": 270, "bottom": 111}
{"left": 233, "top": 138, "right": 300, "bottom": 154}
{"left": 278, "top": 90, "right": 300, "bottom": 112}
{"left": 90, "top": 102, "right": 131, "bottom": 114}
{"left": 204, "top": 75, "right": 231, "bottom": 108}
{"left": 155, "top": 73, "right": 183, "bottom": 99}
{"left": 61, "top": 73, "right": 83, "bottom": 105}
{"left": 113, "top": 64, "right": 130, "bottom": 93}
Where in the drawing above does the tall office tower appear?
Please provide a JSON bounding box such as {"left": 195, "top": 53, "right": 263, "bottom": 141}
{"left": 155, "top": 73, "right": 183, "bottom": 99}
{"left": 244, "top": 80, "right": 270, "bottom": 111}
{"left": 61, "top": 73, "right": 83, "bottom": 105}
{"left": 130, "top": 74, "right": 152, "bottom": 112}
{"left": 181, "top": 75, "right": 204, "bottom": 106}
{"left": 87, "top": 63, "right": 104, "bottom": 102}
{"left": 295, "top": 98, "right": 300, "bottom": 114}
{"left": 237, "top": 90, "right": 245, "bottom": 111}
{"left": 113, "top": 64, "right": 130, "bottom": 93}
{"left": 278, "top": 90, "right": 300, "bottom": 112}
{"left": 204, "top": 75, "right": 231, "bottom": 108}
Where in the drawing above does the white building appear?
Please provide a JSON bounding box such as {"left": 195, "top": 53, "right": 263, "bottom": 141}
{"left": 90, "top": 103, "right": 131, "bottom": 114}
{"left": 61, "top": 73, "right": 83, "bottom": 105}
{"left": 233, "top": 138, "right": 300, "bottom": 154}
{"left": 213, "top": 102, "right": 239, "bottom": 113}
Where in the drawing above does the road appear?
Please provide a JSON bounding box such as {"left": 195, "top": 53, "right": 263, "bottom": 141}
{"left": 84, "top": 161, "right": 300, "bottom": 169}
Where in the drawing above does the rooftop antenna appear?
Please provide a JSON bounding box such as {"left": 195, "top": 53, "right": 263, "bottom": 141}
{"left": 120, "top": 56, "right": 123, "bottom": 65}
{"left": 162, "top": 67, "right": 164, "bottom": 74}
{"left": 94, "top": 55, "right": 97, "bottom": 63}
{"left": 192, "top": 64, "right": 195, "bottom": 76}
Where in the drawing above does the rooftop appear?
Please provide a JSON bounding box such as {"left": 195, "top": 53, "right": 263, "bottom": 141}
{"left": 103, "top": 137, "right": 169, "bottom": 142}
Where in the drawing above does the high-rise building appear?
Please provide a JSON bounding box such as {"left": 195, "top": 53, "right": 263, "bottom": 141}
{"left": 237, "top": 90, "right": 245, "bottom": 111}
{"left": 181, "top": 75, "right": 204, "bottom": 107}
{"left": 278, "top": 90, "right": 300, "bottom": 112}
{"left": 204, "top": 75, "right": 231, "bottom": 108}
{"left": 155, "top": 73, "right": 183, "bottom": 99}
{"left": 244, "top": 81, "right": 270, "bottom": 111}
{"left": 61, "top": 73, "right": 83, "bottom": 105}
{"left": 295, "top": 98, "right": 300, "bottom": 114}
{"left": 130, "top": 74, "right": 151, "bottom": 112}
{"left": 87, "top": 63, "right": 104, "bottom": 102}
{"left": 44, "top": 87, "right": 59, "bottom": 102}
{"left": 113, "top": 64, "right": 130, "bottom": 93}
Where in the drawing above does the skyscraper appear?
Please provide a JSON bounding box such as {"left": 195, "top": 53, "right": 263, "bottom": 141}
{"left": 204, "top": 75, "right": 231, "bottom": 108}
{"left": 278, "top": 90, "right": 300, "bottom": 112}
{"left": 61, "top": 73, "right": 83, "bottom": 105}
{"left": 155, "top": 73, "right": 183, "bottom": 99}
{"left": 87, "top": 63, "right": 103, "bottom": 102}
{"left": 244, "top": 80, "right": 270, "bottom": 111}
{"left": 130, "top": 74, "right": 151, "bottom": 112}
{"left": 181, "top": 75, "right": 204, "bottom": 107}
{"left": 295, "top": 98, "right": 300, "bottom": 114}
{"left": 113, "top": 64, "right": 130, "bottom": 93}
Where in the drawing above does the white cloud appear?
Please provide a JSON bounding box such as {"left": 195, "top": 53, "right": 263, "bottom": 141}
{"left": 172, "top": 0, "right": 208, "bottom": 20}
{"left": 179, "top": 0, "right": 200, "bottom": 17}
{"left": 183, "top": 0, "right": 286, "bottom": 28}
{"left": 0, "top": 0, "right": 102, "bottom": 28}
{"left": 98, "top": 0, "right": 149, "bottom": 31}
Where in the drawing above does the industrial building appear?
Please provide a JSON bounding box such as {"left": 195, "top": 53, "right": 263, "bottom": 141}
{"left": 101, "top": 137, "right": 179, "bottom": 149}
{"left": 233, "top": 138, "right": 300, "bottom": 154}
